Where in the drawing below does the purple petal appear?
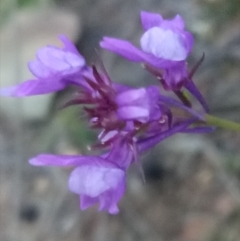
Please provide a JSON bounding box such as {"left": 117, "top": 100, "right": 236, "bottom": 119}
{"left": 28, "top": 60, "right": 53, "bottom": 78}
{"left": 68, "top": 165, "right": 125, "bottom": 197}
{"left": 101, "top": 37, "right": 176, "bottom": 68}
{"left": 80, "top": 179, "right": 125, "bottom": 214}
{"left": 146, "top": 86, "right": 162, "bottom": 120}
{"left": 173, "top": 15, "right": 185, "bottom": 29}
{"left": 141, "top": 27, "right": 188, "bottom": 61}
{"left": 106, "top": 138, "right": 133, "bottom": 169}
{"left": 159, "top": 15, "right": 193, "bottom": 53}
{"left": 29, "top": 154, "right": 85, "bottom": 166}
{"left": 80, "top": 195, "right": 98, "bottom": 210}
{"left": 36, "top": 47, "right": 70, "bottom": 71}
{"left": 100, "top": 201, "right": 120, "bottom": 214}
{"left": 59, "top": 35, "right": 81, "bottom": 55}
{"left": 63, "top": 52, "right": 85, "bottom": 70}
{"left": 116, "top": 86, "right": 161, "bottom": 122}
{"left": 138, "top": 118, "right": 195, "bottom": 152}
{"left": 29, "top": 154, "right": 118, "bottom": 167}
{"left": 116, "top": 88, "right": 150, "bottom": 121}
{"left": 0, "top": 78, "right": 65, "bottom": 97}
{"left": 140, "top": 11, "right": 163, "bottom": 30}
{"left": 100, "top": 37, "right": 145, "bottom": 62}
{"left": 98, "top": 179, "right": 125, "bottom": 214}
{"left": 36, "top": 47, "right": 84, "bottom": 74}
{"left": 117, "top": 106, "right": 149, "bottom": 121}
{"left": 116, "top": 88, "right": 146, "bottom": 105}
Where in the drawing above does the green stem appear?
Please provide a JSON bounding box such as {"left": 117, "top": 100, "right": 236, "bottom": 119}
{"left": 205, "top": 114, "right": 240, "bottom": 132}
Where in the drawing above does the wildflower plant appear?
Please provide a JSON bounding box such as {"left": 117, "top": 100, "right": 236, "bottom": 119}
{"left": 1, "top": 11, "right": 240, "bottom": 214}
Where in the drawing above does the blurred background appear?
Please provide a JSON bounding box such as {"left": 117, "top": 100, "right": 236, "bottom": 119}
{"left": 0, "top": 0, "right": 240, "bottom": 240}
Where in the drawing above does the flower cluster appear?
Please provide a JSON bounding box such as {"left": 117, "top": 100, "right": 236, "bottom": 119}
{"left": 0, "top": 11, "right": 213, "bottom": 214}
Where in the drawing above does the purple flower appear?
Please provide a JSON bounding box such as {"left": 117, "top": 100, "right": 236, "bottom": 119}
{"left": 0, "top": 35, "right": 86, "bottom": 97}
{"left": 140, "top": 12, "right": 193, "bottom": 61}
{"left": 100, "top": 11, "right": 193, "bottom": 65}
{"left": 29, "top": 137, "right": 133, "bottom": 214}
{"left": 32, "top": 155, "right": 126, "bottom": 214}
{"left": 69, "top": 159, "right": 125, "bottom": 214}
{"left": 100, "top": 11, "right": 194, "bottom": 90}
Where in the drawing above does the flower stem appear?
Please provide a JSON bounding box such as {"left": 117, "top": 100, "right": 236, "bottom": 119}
{"left": 205, "top": 114, "right": 240, "bottom": 132}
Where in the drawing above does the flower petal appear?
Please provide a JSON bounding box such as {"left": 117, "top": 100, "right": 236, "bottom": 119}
{"left": 36, "top": 47, "right": 84, "bottom": 75}
{"left": 80, "top": 195, "right": 98, "bottom": 210}
{"left": 59, "top": 35, "right": 81, "bottom": 55}
{"left": 117, "top": 106, "right": 149, "bottom": 121}
{"left": 0, "top": 78, "right": 65, "bottom": 97}
{"left": 100, "top": 37, "right": 175, "bottom": 69}
{"left": 141, "top": 27, "right": 188, "bottom": 61}
{"left": 29, "top": 154, "right": 118, "bottom": 167}
{"left": 28, "top": 60, "right": 53, "bottom": 78}
{"left": 68, "top": 165, "right": 125, "bottom": 197}
{"left": 100, "top": 37, "right": 145, "bottom": 61}
{"left": 106, "top": 138, "right": 133, "bottom": 169}
{"left": 116, "top": 88, "right": 146, "bottom": 105}
{"left": 137, "top": 118, "right": 195, "bottom": 152}
{"left": 98, "top": 178, "right": 125, "bottom": 214}
{"left": 29, "top": 154, "right": 83, "bottom": 166}
{"left": 140, "top": 11, "right": 163, "bottom": 30}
